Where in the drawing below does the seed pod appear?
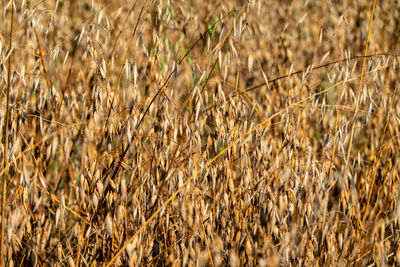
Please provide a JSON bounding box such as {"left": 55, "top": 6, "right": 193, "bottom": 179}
{"left": 105, "top": 213, "right": 113, "bottom": 237}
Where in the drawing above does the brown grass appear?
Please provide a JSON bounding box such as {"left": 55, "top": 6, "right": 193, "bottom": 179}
{"left": 0, "top": 0, "right": 400, "bottom": 266}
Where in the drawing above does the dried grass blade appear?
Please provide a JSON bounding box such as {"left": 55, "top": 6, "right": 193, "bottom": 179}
{"left": 1, "top": 2, "right": 14, "bottom": 264}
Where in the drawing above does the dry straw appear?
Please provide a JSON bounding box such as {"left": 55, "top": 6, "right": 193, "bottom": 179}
{"left": 1, "top": 1, "right": 14, "bottom": 265}
{"left": 0, "top": 0, "right": 399, "bottom": 266}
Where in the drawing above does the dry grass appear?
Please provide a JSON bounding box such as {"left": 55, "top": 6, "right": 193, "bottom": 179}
{"left": 0, "top": 0, "right": 400, "bottom": 266}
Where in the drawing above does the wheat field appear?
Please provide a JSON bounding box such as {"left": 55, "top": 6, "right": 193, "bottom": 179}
{"left": 0, "top": 0, "right": 399, "bottom": 266}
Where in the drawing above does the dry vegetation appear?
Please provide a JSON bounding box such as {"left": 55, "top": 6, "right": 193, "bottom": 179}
{"left": 1, "top": 0, "right": 400, "bottom": 266}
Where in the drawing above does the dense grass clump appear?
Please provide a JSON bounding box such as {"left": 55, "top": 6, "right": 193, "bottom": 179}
{"left": 0, "top": 0, "right": 399, "bottom": 265}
